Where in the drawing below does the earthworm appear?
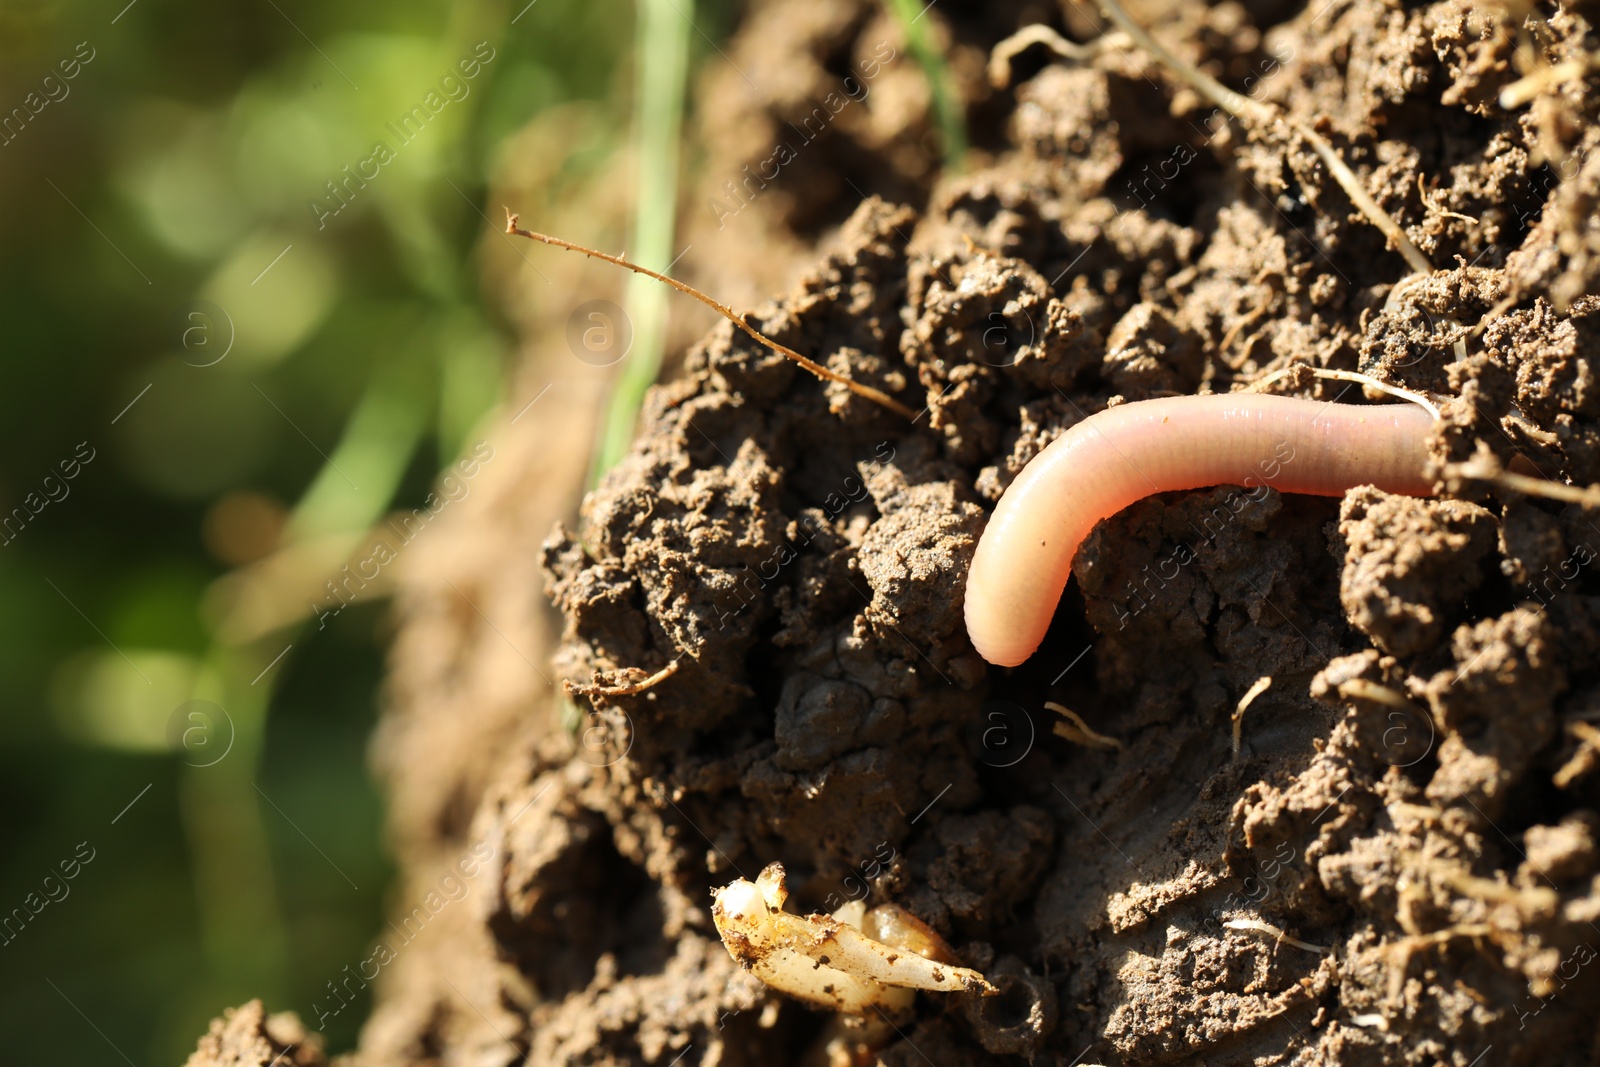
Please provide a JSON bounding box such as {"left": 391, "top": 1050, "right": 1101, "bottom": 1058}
{"left": 964, "top": 394, "right": 1435, "bottom": 667}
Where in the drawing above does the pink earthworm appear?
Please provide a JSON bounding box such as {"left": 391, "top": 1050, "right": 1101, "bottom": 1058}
{"left": 964, "top": 394, "right": 1436, "bottom": 667}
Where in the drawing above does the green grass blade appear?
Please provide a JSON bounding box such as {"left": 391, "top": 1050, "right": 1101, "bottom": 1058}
{"left": 592, "top": 0, "right": 694, "bottom": 482}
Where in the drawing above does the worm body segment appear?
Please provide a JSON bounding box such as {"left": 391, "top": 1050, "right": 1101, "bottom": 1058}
{"left": 965, "top": 394, "right": 1435, "bottom": 667}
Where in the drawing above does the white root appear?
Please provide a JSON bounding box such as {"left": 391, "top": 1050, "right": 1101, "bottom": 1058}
{"left": 1224, "top": 918, "right": 1328, "bottom": 953}
{"left": 1046, "top": 701, "right": 1123, "bottom": 751}
{"left": 711, "top": 863, "right": 996, "bottom": 1013}
{"left": 988, "top": 24, "right": 1129, "bottom": 88}
{"left": 1245, "top": 365, "right": 1441, "bottom": 420}
{"left": 1231, "top": 675, "right": 1273, "bottom": 757}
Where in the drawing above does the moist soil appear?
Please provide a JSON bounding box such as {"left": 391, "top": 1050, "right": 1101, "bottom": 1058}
{"left": 190, "top": 0, "right": 1600, "bottom": 1064}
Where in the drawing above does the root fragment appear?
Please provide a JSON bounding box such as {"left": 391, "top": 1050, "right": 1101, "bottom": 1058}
{"left": 1554, "top": 720, "right": 1600, "bottom": 788}
{"left": 1377, "top": 924, "right": 1493, "bottom": 1001}
{"left": 1417, "top": 175, "right": 1478, "bottom": 225}
{"left": 1224, "top": 918, "right": 1328, "bottom": 954}
{"left": 504, "top": 212, "right": 916, "bottom": 420}
{"left": 988, "top": 24, "right": 1128, "bottom": 87}
{"left": 1219, "top": 293, "right": 1275, "bottom": 358}
{"left": 1096, "top": 0, "right": 1433, "bottom": 276}
{"left": 711, "top": 863, "right": 996, "bottom": 1014}
{"left": 1442, "top": 443, "right": 1600, "bottom": 508}
{"left": 564, "top": 658, "right": 680, "bottom": 698}
{"left": 1500, "top": 55, "right": 1598, "bottom": 109}
{"left": 1231, "top": 676, "right": 1273, "bottom": 757}
{"left": 1246, "top": 365, "right": 1441, "bottom": 420}
{"left": 1336, "top": 677, "right": 1416, "bottom": 709}
{"left": 1046, "top": 702, "right": 1123, "bottom": 750}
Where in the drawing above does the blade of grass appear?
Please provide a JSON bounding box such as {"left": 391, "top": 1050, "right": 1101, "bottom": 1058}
{"left": 285, "top": 372, "right": 432, "bottom": 544}
{"left": 180, "top": 653, "right": 288, "bottom": 1004}
{"left": 190, "top": 372, "right": 431, "bottom": 998}
{"left": 591, "top": 0, "right": 694, "bottom": 482}
{"left": 885, "top": 0, "right": 968, "bottom": 171}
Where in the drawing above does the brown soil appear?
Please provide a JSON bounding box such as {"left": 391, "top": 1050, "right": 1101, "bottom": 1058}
{"left": 191, "top": 0, "right": 1600, "bottom": 1064}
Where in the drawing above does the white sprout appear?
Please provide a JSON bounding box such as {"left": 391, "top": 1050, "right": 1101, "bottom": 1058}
{"left": 711, "top": 863, "right": 996, "bottom": 1013}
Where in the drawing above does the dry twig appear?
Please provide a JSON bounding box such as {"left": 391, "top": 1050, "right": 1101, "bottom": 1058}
{"left": 505, "top": 212, "right": 916, "bottom": 419}
{"left": 564, "top": 658, "right": 681, "bottom": 698}
{"left": 1098, "top": 0, "right": 1434, "bottom": 276}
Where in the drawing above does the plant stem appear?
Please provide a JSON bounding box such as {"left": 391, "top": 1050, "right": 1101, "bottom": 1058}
{"left": 592, "top": 0, "right": 693, "bottom": 482}
{"left": 886, "top": 0, "right": 968, "bottom": 171}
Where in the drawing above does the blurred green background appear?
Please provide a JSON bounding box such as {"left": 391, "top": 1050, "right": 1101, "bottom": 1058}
{"left": 0, "top": 0, "right": 727, "bottom": 1061}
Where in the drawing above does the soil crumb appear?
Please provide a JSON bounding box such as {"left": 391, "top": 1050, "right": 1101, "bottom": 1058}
{"left": 184, "top": 1001, "right": 326, "bottom": 1067}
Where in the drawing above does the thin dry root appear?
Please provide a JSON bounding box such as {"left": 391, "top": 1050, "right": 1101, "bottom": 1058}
{"left": 1416, "top": 175, "right": 1477, "bottom": 225}
{"left": 504, "top": 212, "right": 917, "bottom": 420}
{"left": 1336, "top": 677, "right": 1417, "bottom": 709}
{"left": 1554, "top": 720, "right": 1600, "bottom": 789}
{"left": 1245, "top": 365, "right": 1441, "bottom": 420}
{"left": 988, "top": 24, "right": 1128, "bottom": 87}
{"left": 1500, "top": 55, "right": 1598, "bottom": 109}
{"left": 1224, "top": 918, "right": 1328, "bottom": 953}
{"left": 1231, "top": 675, "right": 1273, "bottom": 756}
{"left": 1432, "top": 865, "right": 1558, "bottom": 913}
{"left": 1096, "top": 0, "right": 1433, "bottom": 276}
{"left": 1380, "top": 923, "right": 1494, "bottom": 957}
{"left": 1377, "top": 923, "right": 1494, "bottom": 1002}
{"left": 711, "top": 863, "right": 996, "bottom": 1014}
{"left": 564, "top": 658, "right": 680, "bottom": 698}
{"left": 1218, "top": 292, "right": 1275, "bottom": 355}
{"left": 1444, "top": 446, "right": 1600, "bottom": 509}
{"left": 1047, "top": 701, "right": 1123, "bottom": 750}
